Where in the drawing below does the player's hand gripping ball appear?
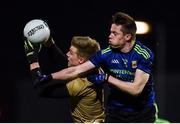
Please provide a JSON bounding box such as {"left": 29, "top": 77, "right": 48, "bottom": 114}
{"left": 23, "top": 19, "right": 50, "bottom": 44}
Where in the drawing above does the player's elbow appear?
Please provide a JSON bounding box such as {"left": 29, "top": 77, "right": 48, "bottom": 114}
{"left": 130, "top": 87, "right": 143, "bottom": 97}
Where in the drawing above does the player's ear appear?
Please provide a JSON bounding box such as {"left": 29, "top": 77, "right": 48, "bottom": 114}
{"left": 125, "top": 34, "right": 132, "bottom": 41}
{"left": 78, "top": 57, "right": 86, "bottom": 64}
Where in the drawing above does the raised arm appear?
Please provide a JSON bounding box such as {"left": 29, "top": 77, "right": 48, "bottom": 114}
{"left": 44, "top": 37, "right": 68, "bottom": 69}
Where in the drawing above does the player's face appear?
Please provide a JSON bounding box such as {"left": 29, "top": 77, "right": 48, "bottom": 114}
{"left": 66, "top": 46, "right": 84, "bottom": 67}
{"left": 108, "top": 24, "right": 127, "bottom": 48}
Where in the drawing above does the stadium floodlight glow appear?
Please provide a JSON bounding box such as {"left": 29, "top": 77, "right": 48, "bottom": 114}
{"left": 135, "top": 21, "right": 150, "bottom": 34}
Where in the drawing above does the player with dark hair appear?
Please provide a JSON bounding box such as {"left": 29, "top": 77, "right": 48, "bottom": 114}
{"left": 27, "top": 11, "right": 157, "bottom": 122}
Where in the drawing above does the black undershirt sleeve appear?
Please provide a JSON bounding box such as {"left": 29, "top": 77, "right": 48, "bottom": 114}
{"left": 46, "top": 43, "right": 68, "bottom": 69}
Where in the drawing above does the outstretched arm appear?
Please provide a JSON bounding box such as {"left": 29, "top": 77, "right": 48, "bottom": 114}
{"left": 28, "top": 37, "right": 95, "bottom": 81}
{"left": 51, "top": 61, "right": 95, "bottom": 80}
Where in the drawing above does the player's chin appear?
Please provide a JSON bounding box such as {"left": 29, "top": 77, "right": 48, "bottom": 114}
{"left": 109, "top": 40, "right": 117, "bottom": 45}
{"left": 109, "top": 42, "right": 115, "bottom": 47}
{"left": 109, "top": 41, "right": 113, "bottom": 46}
{"left": 109, "top": 44, "right": 121, "bottom": 48}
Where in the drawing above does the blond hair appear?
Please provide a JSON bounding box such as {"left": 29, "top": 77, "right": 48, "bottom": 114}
{"left": 71, "top": 36, "right": 100, "bottom": 60}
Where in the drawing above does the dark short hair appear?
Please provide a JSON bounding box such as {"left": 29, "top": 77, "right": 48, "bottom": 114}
{"left": 112, "top": 12, "right": 137, "bottom": 38}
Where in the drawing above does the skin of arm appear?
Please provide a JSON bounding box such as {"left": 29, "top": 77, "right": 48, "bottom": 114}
{"left": 52, "top": 61, "right": 95, "bottom": 80}
{"left": 107, "top": 69, "right": 149, "bottom": 96}
{"left": 30, "top": 61, "right": 96, "bottom": 81}
{"left": 30, "top": 62, "right": 40, "bottom": 70}
{"left": 30, "top": 62, "right": 149, "bottom": 97}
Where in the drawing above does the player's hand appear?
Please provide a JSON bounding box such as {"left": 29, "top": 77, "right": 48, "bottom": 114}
{"left": 24, "top": 39, "right": 41, "bottom": 64}
{"left": 43, "top": 36, "right": 55, "bottom": 47}
{"left": 87, "top": 73, "right": 109, "bottom": 85}
{"left": 31, "top": 68, "right": 52, "bottom": 87}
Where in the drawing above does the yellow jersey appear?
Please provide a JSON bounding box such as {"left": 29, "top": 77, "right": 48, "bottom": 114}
{"left": 66, "top": 77, "right": 105, "bottom": 123}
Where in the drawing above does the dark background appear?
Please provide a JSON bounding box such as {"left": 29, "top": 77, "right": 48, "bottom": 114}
{"left": 0, "top": 0, "right": 179, "bottom": 122}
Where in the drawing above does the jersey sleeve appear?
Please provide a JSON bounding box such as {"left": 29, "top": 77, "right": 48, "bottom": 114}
{"left": 137, "top": 52, "right": 154, "bottom": 74}
{"left": 89, "top": 50, "right": 104, "bottom": 68}
{"left": 46, "top": 43, "right": 68, "bottom": 69}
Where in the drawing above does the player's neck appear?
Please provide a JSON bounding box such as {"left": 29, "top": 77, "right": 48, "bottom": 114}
{"left": 120, "top": 40, "right": 135, "bottom": 53}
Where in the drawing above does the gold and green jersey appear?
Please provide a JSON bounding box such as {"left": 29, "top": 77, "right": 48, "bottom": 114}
{"left": 66, "top": 77, "right": 105, "bottom": 123}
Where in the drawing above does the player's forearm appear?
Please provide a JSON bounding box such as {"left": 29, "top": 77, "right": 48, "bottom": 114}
{"left": 30, "top": 62, "right": 40, "bottom": 70}
{"left": 30, "top": 62, "right": 78, "bottom": 80}
{"left": 52, "top": 61, "right": 94, "bottom": 80}
{"left": 108, "top": 75, "right": 142, "bottom": 96}
{"left": 52, "top": 66, "right": 78, "bottom": 80}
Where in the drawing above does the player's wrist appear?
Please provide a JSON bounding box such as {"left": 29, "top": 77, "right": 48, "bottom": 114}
{"left": 27, "top": 52, "right": 38, "bottom": 64}
{"left": 30, "top": 62, "right": 40, "bottom": 70}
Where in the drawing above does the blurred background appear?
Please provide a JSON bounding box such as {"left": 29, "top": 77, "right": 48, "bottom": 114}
{"left": 0, "top": 0, "right": 179, "bottom": 122}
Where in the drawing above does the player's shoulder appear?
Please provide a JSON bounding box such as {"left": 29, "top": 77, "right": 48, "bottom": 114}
{"left": 67, "top": 78, "right": 91, "bottom": 90}
{"left": 133, "top": 40, "right": 154, "bottom": 59}
{"left": 66, "top": 78, "right": 88, "bottom": 96}
{"left": 101, "top": 46, "right": 111, "bottom": 54}
{"left": 101, "top": 46, "right": 112, "bottom": 55}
